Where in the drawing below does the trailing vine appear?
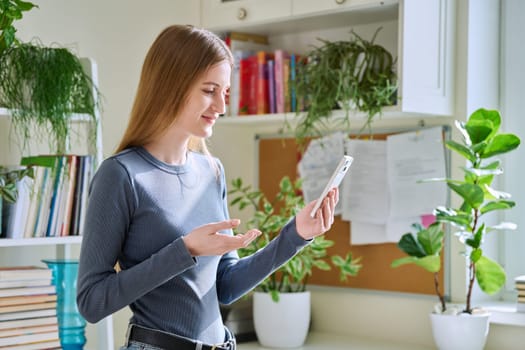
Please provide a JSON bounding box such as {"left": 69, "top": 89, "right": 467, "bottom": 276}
{"left": 293, "top": 28, "right": 397, "bottom": 145}
{"left": 0, "top": 41, "right": 99, "bottom": 153}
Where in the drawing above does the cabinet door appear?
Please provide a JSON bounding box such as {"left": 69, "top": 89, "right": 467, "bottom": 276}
{"left": 201, "top": 0, "right": 292, "bottom": 30}
{"left": 399, "top": 0, "right": 455, "bottom": 115}
{"left": 292, "top": 0, "right": 396, "bottom": 17}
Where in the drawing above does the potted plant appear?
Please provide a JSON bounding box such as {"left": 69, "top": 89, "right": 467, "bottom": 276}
{"left": 229, "top": 176, "right": 361, "bottom": 348}
{"left": 391, "top": 108, "right": 521, "bottom": 350}
{"left": 291, "top": 28, "right": 397, "bottom": 144}
{"left": 0, "top": 0, "right": 37, "bottom": 53}
{"left": 0, "top": 165, "right": 32, "bottom": 236}
{"left": 0, "top": 0, "right": 100, "bottom": 154}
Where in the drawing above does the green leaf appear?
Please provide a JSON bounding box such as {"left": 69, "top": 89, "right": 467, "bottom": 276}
{"left": 445, "top": 140, "right": 476, "bottom": 163}
{"left": 480, "top": 200, "right": 515, "bottom": 215}
{"left": 391, "top": 256, "right": 417, "bottom": 268}
{"left": 484, "top": 185, "right": 511, "bottom": 200}
{"left": 466, "top": 108, "right": 500, "bottom": 142}
{"left": 470, "top": 248, "right": 482, "bottom": 263}
{"left": 414, "top": 255, "right": 441, "bottom": 273}
{"left": 312, "top": 260, "right": 331, "bottom": 271}
{"left": 270, "top": 290, "right": 280, "bottom": 302}
{"left": 475, "top": 255, "right": 506, "bottom": 295}
{"left": 482, "top": 134, "right": 521, "bottom": 158}
{"left": 447, "top": 182, "right": 484, "bottom": 209}
{"left": 417, "top": 223, "right": 444, "bottom": 255}
{"left": 397, "top": 233, "right": 426, "bottom": 258}
{"left": 434, "top": 206, "right": 472, "bottom": 228}
{"left": 391, "top": 255, "right": 440, "bottom": 273}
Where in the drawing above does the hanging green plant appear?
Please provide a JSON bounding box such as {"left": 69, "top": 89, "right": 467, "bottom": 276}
{"left": 292, "top": 28, "right": 397, "bottom": 144}
{"left": 0, "top": 41, "right": 99, "bottom": 153}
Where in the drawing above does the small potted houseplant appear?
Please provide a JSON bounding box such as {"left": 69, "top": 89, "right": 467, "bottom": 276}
{"left": 291, "top": 28, "right": 397, "bottom": 144}
{"left": 391, "top": 108, "right": 520, "bottom": 350}
{"left": 0, "top": 165, "right": 32, "bottom": 236}
{"left": 229, "top": 176, "right": 361, "bottom": 348}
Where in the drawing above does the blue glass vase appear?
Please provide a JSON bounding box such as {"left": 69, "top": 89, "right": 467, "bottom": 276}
{"left": 43, "top": 259, "right": 86, "bottom": 350}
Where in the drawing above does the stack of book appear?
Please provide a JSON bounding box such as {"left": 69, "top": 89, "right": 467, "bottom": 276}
{"left": 0, "top": 266, "right": 60, "bottom": 349}
{"left": 517, "top": 275, "right": 525, "bottom": 313}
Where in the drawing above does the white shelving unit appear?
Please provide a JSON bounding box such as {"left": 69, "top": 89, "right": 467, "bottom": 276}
{"left": 202, "top": 0, "right": 456, "bottom": 123}
{"left": 0, "top": 57, "right": 113, "bottom": 350}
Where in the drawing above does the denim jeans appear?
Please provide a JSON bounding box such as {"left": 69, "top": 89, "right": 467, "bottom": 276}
{"left": 119, "top": 340, "right": 163, "bottom": 350}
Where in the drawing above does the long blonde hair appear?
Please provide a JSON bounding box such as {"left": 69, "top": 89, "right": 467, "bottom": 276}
{"left": 115, "top": 25, "right": 233, "bottom": 155}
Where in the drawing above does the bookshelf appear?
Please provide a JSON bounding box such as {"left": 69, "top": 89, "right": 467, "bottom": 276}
{"left": 203, "top": 0, "right": 455, "bottom": 123}
{"left": 0, "top": 57, "right": 113, "bottom": 349}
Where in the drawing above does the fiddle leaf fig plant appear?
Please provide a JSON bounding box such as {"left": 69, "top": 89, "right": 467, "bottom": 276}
{"left": 392, "top": 108, "right": 521, "bottom": 314}
{"left": 229, "top": 176, "right": 362, "bottom": 302}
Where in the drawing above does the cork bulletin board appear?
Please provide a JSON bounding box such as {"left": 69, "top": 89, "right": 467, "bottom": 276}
{"left": 256, "top": 127, "right": 450, "bottom": 296}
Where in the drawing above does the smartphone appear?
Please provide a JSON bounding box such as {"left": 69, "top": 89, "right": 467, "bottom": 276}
{"left": 309, "top": 155, "right": 354, "bottom": 218}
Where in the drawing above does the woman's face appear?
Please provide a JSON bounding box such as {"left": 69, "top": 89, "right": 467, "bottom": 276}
{"left": 174, "top": 60, "right": 231, "bottom": 140}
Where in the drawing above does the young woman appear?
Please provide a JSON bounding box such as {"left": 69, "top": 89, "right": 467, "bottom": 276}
{"left": 77, "top": 24, "right": 338, "bottom": 350}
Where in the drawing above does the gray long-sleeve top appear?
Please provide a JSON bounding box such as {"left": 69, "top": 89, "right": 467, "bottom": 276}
{"left": 76, "top": 147, "right": 309, "bottom": 344}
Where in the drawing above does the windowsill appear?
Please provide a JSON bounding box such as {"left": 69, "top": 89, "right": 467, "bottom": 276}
{"left": 482, "top": 302, "right": 525, "bottom": 327}
{"left": 237, "top": 331, "right": 433, "bottom": 350}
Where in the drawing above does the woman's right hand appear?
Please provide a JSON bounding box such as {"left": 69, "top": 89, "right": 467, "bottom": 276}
{"left": 182, "top": 219, "right": 260, "bottom": 256}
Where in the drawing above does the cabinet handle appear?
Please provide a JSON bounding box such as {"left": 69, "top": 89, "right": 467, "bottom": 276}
{"left": 335, "top": 0, "right": 346, "bottom": 4}
{"left": 237, "top": 7, "right": 247, "bottom": 20}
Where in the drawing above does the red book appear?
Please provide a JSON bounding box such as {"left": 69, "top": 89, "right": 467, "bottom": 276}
{"left": 256, "top": 51, "right": 273, "bottom": 114}
{"left": 238, "top": 55, "right": 254, "bottom": 116}
{"left": 246, "top": 55, "right": 258, "bottom": 115}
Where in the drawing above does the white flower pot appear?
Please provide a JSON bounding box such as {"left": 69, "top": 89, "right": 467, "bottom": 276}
{"left": 253, "top": 291, "right": 310, "bottom": 348}
{"left": 430, "top": 311, "right": 490, "bottom": 350}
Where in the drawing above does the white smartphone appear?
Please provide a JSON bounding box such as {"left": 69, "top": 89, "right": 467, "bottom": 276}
{"left": 309, "top": 155, "right": 354, "bottom": 218}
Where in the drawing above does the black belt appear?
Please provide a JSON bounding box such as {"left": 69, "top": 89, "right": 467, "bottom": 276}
{"left": 127, "top": 324, "right": 236, "bottom": 350}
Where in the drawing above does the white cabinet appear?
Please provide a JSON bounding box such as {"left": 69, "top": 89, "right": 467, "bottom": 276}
{"left": 292, "top": 0, "right": 396, "bottom": 17}
{"left": 201, "top": 0, "right": 456, "bottom": 122}
{"left": 201, "top": 0, "right": 292, "bottom": 29}
{"left": 399, "top": 0, "right": 455, "bottom": 115}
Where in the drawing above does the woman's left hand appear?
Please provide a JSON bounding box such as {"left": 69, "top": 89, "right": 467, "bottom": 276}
{"left": 295, "top": 188, "right": 338, "bottom": 240}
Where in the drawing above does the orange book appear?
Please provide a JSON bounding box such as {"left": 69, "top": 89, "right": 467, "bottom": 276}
{"left": 256, "top": 51, "right": 273, "bottom": 114}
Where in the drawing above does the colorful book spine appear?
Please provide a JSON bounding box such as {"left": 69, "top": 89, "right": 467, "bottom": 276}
{"left": 267, "top": 59, "right": 276, "bottom": 114}
{"left": 283, "top": 56, "right": 291, "bottom": 113}
{"left": 274, "top": 49, "right": 289, "bottom": 114}
{"left": 290, "top": 53, "right": 297, "bottom": 113}
{"left": 256, "top": 51, "right": 273, "bottom": 115}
